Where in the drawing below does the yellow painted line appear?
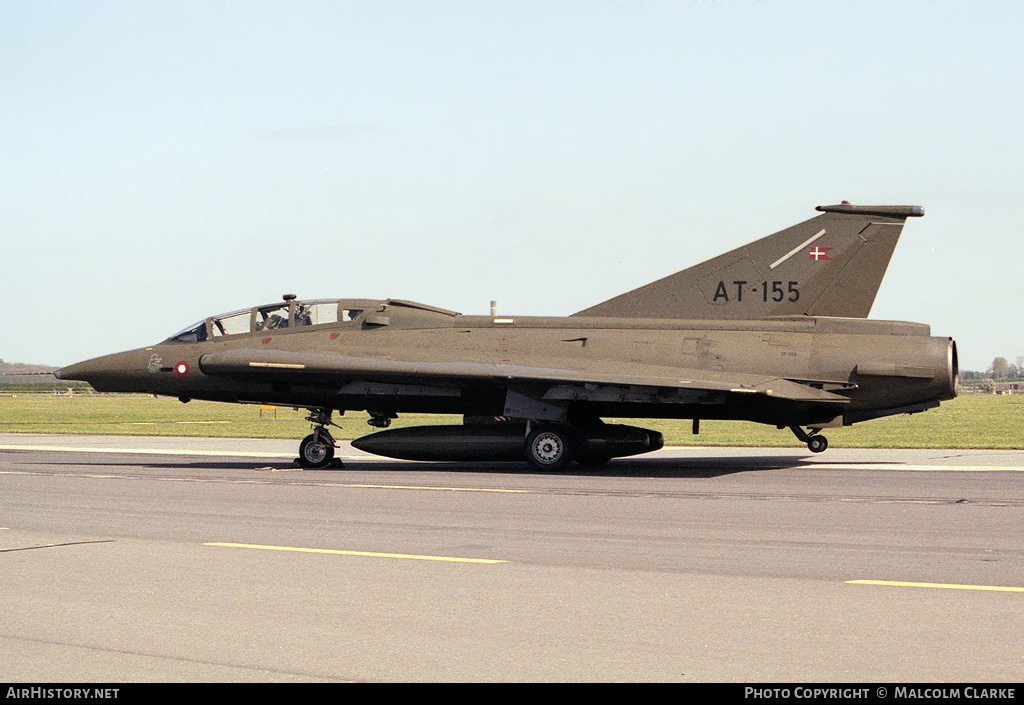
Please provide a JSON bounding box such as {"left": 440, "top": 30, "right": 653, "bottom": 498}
{"left": 346, "top": 483, "right": 526, "bottom": 493}
{"left": 205, "top": 542, "right": 506, "bottom": 564}
{"left": 847, "top": 580, "right": 1024, "bottom": 593}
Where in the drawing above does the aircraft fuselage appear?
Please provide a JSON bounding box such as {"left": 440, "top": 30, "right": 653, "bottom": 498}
{"left": 61, "top": 303, "right": 957, "bottom": 430}
{"left": 56, "top": 204, "right": 958, "bottom": 468}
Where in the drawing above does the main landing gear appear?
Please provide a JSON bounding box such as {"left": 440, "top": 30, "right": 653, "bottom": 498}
{"left": 790, "top": 426, "right": 829, "bottom": 453}
{"left": 525, "top": 424, "right": 574, "bottom": 471}
{"left": 521, "top": 420, "right": 662, "bottom": 470}
{"left": 299, "top": 408, "right": 344, "bottom": 469}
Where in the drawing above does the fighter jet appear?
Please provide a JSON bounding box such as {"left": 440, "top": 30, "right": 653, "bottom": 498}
{"left": 57, "top": 203, "right": 958, "bottom": 469}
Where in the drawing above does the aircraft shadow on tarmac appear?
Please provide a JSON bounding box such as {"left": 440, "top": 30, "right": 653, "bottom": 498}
{"left": 333, "top": 455, "right": 817, "bottom": 478}
{"left": 48, "top": 454, "right": 817, "bottom": 479}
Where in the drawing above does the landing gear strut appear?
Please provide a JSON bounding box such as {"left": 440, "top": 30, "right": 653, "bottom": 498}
{"left": 299, "top": 408, "right": 342, "bottom": 469}
{"left": 790, "top": 426, "right": 828, "bottom": 453}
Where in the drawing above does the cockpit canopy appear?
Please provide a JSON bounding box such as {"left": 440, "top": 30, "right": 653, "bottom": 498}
{"left": 167, "top": 298, "right": 379, "bottom": 343}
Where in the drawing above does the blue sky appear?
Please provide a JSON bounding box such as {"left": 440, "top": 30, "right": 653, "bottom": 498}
{"left": 3, "top": 1, "right": 1022, "bottom": 371}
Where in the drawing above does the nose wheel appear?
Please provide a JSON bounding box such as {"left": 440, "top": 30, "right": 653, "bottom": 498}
{"left": 299, "top": 408, "right": 342, "bottom": 468}
{"left": 300, "top": 432, "right": 335, "bottom": 468}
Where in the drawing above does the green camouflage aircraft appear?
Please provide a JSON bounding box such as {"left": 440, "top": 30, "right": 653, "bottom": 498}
{"left": 57, "top": 203, "right": 958, "bottom": 469}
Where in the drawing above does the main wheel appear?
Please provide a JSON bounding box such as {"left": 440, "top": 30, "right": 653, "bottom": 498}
{"left": 299, "top": 433, "right": 335, "bottom": 468}
{"left": 525, "top": 425, "right": 574, "bottom": 470}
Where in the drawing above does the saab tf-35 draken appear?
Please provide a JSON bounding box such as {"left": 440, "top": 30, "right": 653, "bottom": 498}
{"left": 57, "top": 203, "right": 958, "bottom": 469}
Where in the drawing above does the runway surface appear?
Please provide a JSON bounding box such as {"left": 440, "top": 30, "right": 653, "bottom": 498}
{"left": 2, "top": 433, "right": 1022, "bottom": 682}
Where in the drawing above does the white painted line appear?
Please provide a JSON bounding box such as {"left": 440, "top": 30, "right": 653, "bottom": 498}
{"left": 0, "top": 444, "right": 292, "bottom": 459}
{"left": 770, "top": 229, "right": 827, "bottom": 269}
{"left": 809, "top": 462, "right": 1024, "bottom": 472}
{"left": 848, "top": 579, "right": 1024, "bottom": 593}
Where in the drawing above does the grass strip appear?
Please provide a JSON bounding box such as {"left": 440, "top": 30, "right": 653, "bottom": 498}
{"left": 2, "top": 393, "right": 1021, "bottom": 449}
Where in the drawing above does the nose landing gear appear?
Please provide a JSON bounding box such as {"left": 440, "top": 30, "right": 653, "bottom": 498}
{"left": 299, "top": 408, "right": 344, "bottom": 468}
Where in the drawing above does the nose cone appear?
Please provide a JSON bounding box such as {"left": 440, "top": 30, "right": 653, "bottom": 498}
{"left": 55, "top": 350, "right": 154, "bottom": 392}
{"left": 54, "top": 359, "right": 95, "bottom": 381}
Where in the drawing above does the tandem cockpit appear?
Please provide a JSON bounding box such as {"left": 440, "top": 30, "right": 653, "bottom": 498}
{"left": 167, "top": 295, "right": 372, "bottom": 343}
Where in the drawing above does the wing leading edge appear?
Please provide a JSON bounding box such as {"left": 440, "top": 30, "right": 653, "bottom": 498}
{"left": 198, "top": 349, "right": 851, "bottom": 405}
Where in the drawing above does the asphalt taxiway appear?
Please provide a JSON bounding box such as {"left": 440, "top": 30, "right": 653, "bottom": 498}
{"left": 1, "top": 433, "right": 1022, "bottom": 681}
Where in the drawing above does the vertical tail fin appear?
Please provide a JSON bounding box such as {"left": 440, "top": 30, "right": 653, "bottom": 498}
{"left": 573, "top": 204, "right": 924, "bottom": 320}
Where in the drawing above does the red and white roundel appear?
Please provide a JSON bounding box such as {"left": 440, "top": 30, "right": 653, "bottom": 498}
{"left": 174, "top": 361, "right": 190, "bottom": 377}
